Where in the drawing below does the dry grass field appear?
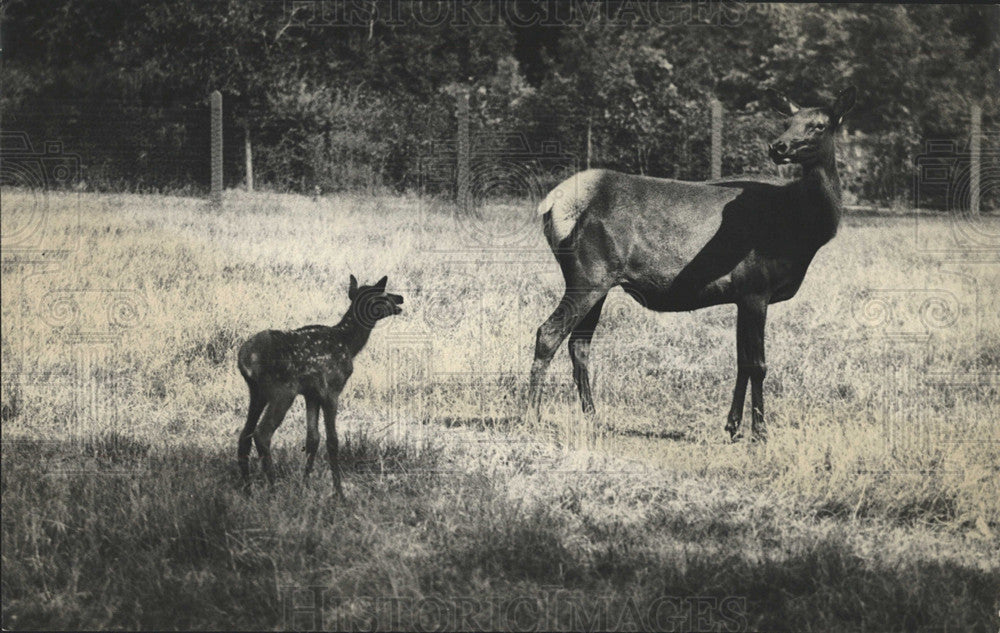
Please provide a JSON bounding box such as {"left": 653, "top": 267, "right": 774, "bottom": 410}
{"left": 2, "top": 189, "right": 999, "bottom": 631}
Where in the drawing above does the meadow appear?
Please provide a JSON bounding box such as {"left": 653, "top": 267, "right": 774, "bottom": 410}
{"left": 2, "top": 189, "right": 998, "bottom": 631}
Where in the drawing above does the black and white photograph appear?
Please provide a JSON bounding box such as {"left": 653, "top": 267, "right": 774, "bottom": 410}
{"left": 2, "top": 1, "right": 998, "bottom": 630}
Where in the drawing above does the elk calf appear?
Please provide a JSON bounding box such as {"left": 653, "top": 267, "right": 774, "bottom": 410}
{"left": 237, "top": 275, "right": 403, "bottom": 495}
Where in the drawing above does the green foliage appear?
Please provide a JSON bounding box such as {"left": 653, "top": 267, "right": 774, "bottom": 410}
{"left": 723, "top": 111, "right": 784, "bottom": 177}
{"left": 254, "top": 79, "right": 394, "bottom": 192}
{"left": 2, "top": 1, "right": 995, "bottom": 204}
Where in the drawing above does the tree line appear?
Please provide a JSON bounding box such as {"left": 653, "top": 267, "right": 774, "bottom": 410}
{"left": 2, "top": 1, "right": 996, "bottom": 207}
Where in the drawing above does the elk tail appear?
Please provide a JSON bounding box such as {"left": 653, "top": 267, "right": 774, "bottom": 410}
{"left": 537, "top": 177, "right": 573, "bottom": 250}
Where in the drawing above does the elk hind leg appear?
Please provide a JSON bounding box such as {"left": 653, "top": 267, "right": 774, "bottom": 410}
{"left": 527, "top": 289, "right": 609, "bottom": 422}
{"left": 568, "top": 295, "right": 607, "bottom": 415}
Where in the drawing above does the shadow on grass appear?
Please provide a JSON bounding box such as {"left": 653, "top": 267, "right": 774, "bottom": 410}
{"left": 3, "top": 433, "right": 996, "bottom": 631}
{"left": 608, "top": 426, "right": 692, "bottom": 442}
{"left": 438, "top": 502, "right": 998, "bottom": 632}
{"left": 434, "top": 415, "right": 521, "bottom": 432}
{"left": 2, "top": 430, "right": 445, "bottom": 630}
{"left": 429, "top": 415, "right": 697, "bottom": 444}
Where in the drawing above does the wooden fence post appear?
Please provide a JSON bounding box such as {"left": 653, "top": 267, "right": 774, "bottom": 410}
{"left": 970, "top": 103, "right": 981, "bottom": 215}
{"left": 710, "top": 97, "right": 722, "bottom": 180}
{"left": 456, "top": 85, "right": 470, "bottom": 212}
{"left": 210, "top": 90, "right": 223, "bottom": 205}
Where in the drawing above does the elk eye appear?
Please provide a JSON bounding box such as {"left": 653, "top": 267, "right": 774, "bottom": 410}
{"left": 815, "top": 123, "right": 826, "bottom": 131}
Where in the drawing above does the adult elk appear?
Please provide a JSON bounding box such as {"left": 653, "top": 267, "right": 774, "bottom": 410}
{"left": 527, "top": 87, "right": 856, "bottom": 441}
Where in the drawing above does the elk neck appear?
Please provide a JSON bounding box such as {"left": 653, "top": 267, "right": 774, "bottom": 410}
{"left": 332, "top": 306, "right": 375, "bottom": 356}
{"left": 798, "top": 147, "right": 842, "bottom": 245}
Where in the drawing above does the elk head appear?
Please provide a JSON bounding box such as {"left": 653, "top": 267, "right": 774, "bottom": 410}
{"left": 766, "top": 86, "right": 857, "bottom": 167}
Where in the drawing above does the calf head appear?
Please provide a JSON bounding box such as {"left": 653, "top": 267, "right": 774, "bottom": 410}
{"left": 348, "top": 274, "right": 404, "bottom": 327}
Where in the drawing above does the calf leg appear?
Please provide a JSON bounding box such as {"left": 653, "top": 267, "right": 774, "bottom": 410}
{"left": 238, "top": 388, "right": 266, "bottom": 489}
{"left": 303, "top": 396, "right": 321, "bottom": 478}
{"left": 321, "top": 397, "right": 345, "bottom": 499}
{"left": 253, "top": 391, "right": 296, "bottom": 485}
{"left": 568, "top": 296, "right": 607, "bottom": 414}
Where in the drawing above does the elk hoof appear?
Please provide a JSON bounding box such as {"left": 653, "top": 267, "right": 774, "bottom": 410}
{"left": 725, "top": 421, "right": 742, "bottom": 442}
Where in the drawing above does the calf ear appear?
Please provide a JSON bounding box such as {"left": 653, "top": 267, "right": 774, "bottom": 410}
{"left": 375, "top": 275, "right": 388, "bottom": 290}
{"left": 349, "top": 274, "right": 359, "bottom": 300}
{"left": 764, "top": 88, "right": 800, "bottom": 117}
{"left": 831, "top": 86, "right": 857, "bottom": 127}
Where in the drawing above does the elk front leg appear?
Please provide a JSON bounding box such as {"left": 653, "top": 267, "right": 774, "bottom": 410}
{"left": 321, "top": 397, "right": 345, "bottom": 499}
{"left": 303, "top": 396, "right": 321, "bottom": 479}
{"left": 253, "top": 391, "right": 296, "bottom": 486}
{"left": 730, "top": 299, "right": 768, "bottom": 442}
{"left": 526, "top": 290, "right": 608, "bottom": 424}
{"left": 725, "top": 368, "right": 749, "bottom": 441}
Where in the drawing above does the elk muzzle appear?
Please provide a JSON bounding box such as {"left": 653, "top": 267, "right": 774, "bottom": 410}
{"left": 768, "top": 141, "right": 791, "bottom": 165}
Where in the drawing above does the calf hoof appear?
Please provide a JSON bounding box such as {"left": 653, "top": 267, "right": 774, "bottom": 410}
{"left": 522, "top": 409, "right": 541, "bottom": 427}
{"left": 751, "top": 429, "right": 768, "bottom": 443}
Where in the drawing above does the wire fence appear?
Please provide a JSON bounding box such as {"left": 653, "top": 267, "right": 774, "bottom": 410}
{"left": 2, "top": 93, "right": 995, "bottom": 212}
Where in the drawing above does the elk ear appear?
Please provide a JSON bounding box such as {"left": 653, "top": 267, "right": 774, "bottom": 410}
{"left": 348, "top": 274, "right": 359, "bottom": 300}
{"left": 764, "top": 88, "right": 800, "bottom": 117}
{"left": 831, "top": 86, "right": 857, "bottom": 127}
{"left": 374, "top": 275, "right": 388, "bottom": 290}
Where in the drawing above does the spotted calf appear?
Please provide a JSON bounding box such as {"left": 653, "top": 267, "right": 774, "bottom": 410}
{"left": 237, "top": 275, "right": 403, "bottom": 496}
